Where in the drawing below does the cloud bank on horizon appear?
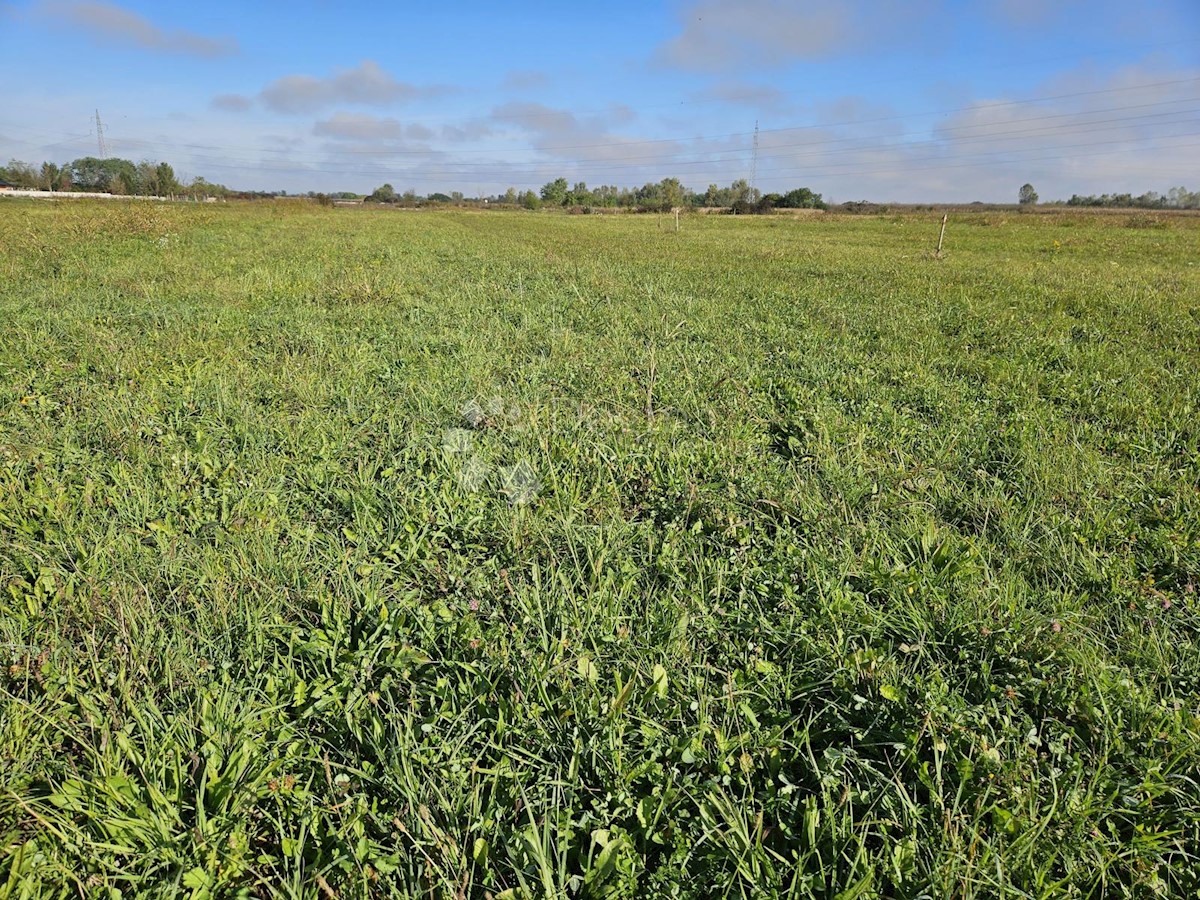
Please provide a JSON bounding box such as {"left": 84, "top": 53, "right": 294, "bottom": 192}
{"left": 1, "top": 0, "right": 1196, "bottom": 200}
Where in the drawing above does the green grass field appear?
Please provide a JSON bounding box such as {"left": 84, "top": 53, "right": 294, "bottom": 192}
{"left": 1, "top": 201, "right": 1198, "bottom": 898}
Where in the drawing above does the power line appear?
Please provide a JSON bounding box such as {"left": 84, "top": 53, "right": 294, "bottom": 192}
{"left": 6, "top": 89, "right": 1194, "bottom": 189}
{"left": 140, "top": 105, "right": 1200, "bottom": 176}
{"left": 2, "top": 79, "right": 1196, "bottom": 190}
{"left": 3, "top": 76, "right": 1195, "bottom": 161}
{"left": 173, "top": 130, "right": 1200, "bottom": 184}
{"left": 728, "top": 132, "right": 1200, "bottom": 182}
{"left": 21, "top": 107, "right": 1188, "bottom": 191}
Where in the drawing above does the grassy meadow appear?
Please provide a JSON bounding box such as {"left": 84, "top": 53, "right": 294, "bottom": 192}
{"left": 1, "top": 200, "right": 1198, "bottom": 898}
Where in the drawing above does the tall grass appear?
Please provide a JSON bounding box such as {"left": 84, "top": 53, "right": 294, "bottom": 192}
{"left": 1, "top": 201, "right": 1197, "bottom": 897}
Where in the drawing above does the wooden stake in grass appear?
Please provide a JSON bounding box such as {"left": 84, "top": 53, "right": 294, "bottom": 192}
{"left": 674, "top": 208, "right": 680, "bottom": 232}
{"left": 645, "top": 345, "right": 657, "bottom": 420}
{"left": 935, "top": 213, "right": 948, "bottom": 258}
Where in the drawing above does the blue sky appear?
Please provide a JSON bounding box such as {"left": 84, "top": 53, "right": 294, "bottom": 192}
{"left": 1, "top": 0, "right": 1197, "bottom": 200}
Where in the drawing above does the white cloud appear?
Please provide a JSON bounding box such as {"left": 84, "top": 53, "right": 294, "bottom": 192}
{"left": 491, "top": 102, "right": 669, "bottom": 168}
{"left": 37, "top": 1, "right": 237, "bottom": 57}
{"left": 655, "top": 0, "right": 929, "bottom": 72}
{"left": 501, "top": 70, "right": 550, "bottom": 91}
{"left": 728, "top": 62, "right": 1200, "bottom": 201}
{"left": 313, "top": 113, "right": 436, "bottom": 143}
{"left": 212, "top": 94, "right": 253, "bottom": 112}
{"left": 258, "top": 61, "right": 455, "bottom": 114}
{"left": 694, "top": 82, "right": 794, "bottom": 114}
{"left": 5, "top": 44, "right": 1194, "bottom": 202}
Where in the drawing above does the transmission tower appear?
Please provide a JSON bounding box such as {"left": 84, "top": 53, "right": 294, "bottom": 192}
{"left": 749, "top": 120, "right": 760, "bottom": 196}
{"left": 94, "top": 109, "right": 108, "bottom": 158}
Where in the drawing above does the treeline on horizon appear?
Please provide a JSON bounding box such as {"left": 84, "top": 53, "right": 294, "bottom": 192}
{"left": 3, "top": 157, "right": 187, "bottom": 196}
{"left": 4, "top": 155, "right": 1198, "bottom": 211}
{"left": 0, "top": 157, "right": 275, "bottom": 200}
{"left": 1064, "top": 186, "right": 1199, "bottom": 209}
{"left": 369, "top": 177, "right": 825, "bottom": 212}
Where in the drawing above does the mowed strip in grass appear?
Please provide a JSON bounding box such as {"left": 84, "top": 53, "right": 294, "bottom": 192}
{"left": 1, "top": 201, "right": 1198, "bottom": 898}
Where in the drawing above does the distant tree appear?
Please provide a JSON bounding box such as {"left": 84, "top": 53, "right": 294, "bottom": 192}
{"left": 155, "top": 162, "right": 181, "bottom": 195}
{"left": 779, "top": 187, "right": 826, "bottom": 209}
{"left": 503, "top": 187, "right": 518, "bottom": 205}
{"left": 185, "top": 176, "right": 231, "bottom": 199}
{"left": 592, "top": 185, "right": 622, "bottom": 207}
{"left": 758, "top": 193, "right": 782, "bottom": 212}
{"left": 658, "top": 177, "right": 685, "bottom": 210}
{"left": 540, "top": 177, "right": 568, "bottom": 205}
{"left": 428, "top": 192, "right": 452, "bottom": 202}
{"left": 1166, "top": 185, "right": 1199, "bottom": 209}
{"left": 450, "top": 191, "right": 464, "bottom": 203}
{"left": 567, "top": 181, "right": 593, "bottom": 206}
{"left": 730, "top": 179, "right": 758, "bottom": 205}
{"left": 38, "top": 161, "right": 61, "bottom": 191}
{"left": 1064, "top": 186, "right": 1194, "bottom": 210}
{"left": 3, "top": 159, "right": 40, "bottom": 188}
{"left": 1019, "top": 183, "right": 1038, "bottom": 206}
{"left": 67, "top": 157, "right": 137, "bottom": 193}
{"left": 368, "top": 183, "right": 397, "bottom": 203}
{"left": 134, "top": 160, "right": 158, "bottom": 194}
{"left": 109, "top": 158, "right": 135, "bottom": 191}
{"left": 634, "top": 181, "right": 662, "bottom": 209}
